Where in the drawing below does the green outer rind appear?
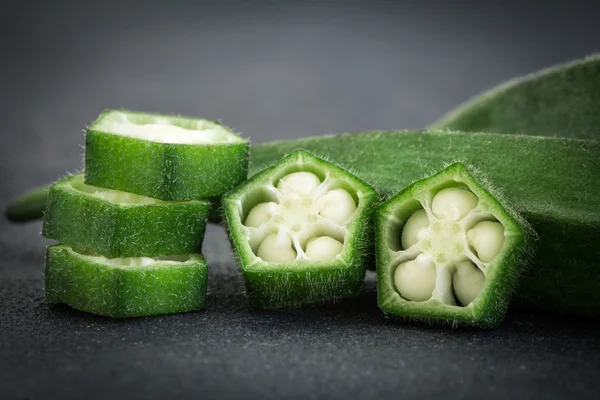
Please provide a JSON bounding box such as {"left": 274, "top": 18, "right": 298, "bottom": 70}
{"left": 222, "top": 149, "right": 378, "bottom": 309}
{"left": 4, "top": 184, "right": 50, "bottom": 222}
{"left": 42, "top": 174, "right": 210, "bottom": 258}
{"left": 376, "top": 162, "right": 535, "bottom": 328}
{"left": 45, "top": 245, "right": 208, "bottom": 318}
{"left": 430, "top": 54, "right": 600, "bottom": 140}
{"left": 250, "top": 130, "right": 600, "bottom": 317}
{"left": 84, "top": 109, "right": 249, "bottom": 200}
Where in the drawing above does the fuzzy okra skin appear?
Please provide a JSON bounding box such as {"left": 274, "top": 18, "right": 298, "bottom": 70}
{"left": 222, "top": 149, "right": 378, "bottom": 309}
{"left": 376, "top": 163, "right": 534, "bottom": 327}
{"left": 45, "top": 245, "right": 208, "bottom": 318}
{"left": 85, "top": 109, "right": 249, "bottom": 200}
{"left": 42, "top": 174, "right": 209, "bottom": 258}
{"left": 430, "top": 54, "right": 600, "bottom": 139}
{"left": 250, "top": 130, "right": 600, "bottom": 317}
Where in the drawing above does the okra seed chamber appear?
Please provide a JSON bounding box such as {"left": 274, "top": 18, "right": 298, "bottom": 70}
{"left": 393, "top": 186, "right": 505, "bottom": 306}
{"left": 244, "top": 171, "right": 357, "bottom": 263}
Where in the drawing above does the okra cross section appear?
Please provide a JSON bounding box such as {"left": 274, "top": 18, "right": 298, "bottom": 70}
{"left": 45, "top": 245, "right": 208, "bottom": 318}
{"left": 85, "top": 109, "right": 249, "bottom": 200}
{"left": 376, "top": 163, "right": 533, "bottom": 327}
{"left": 222, "top": 150, "right": 378, "bottom": 308}
{"left": 42, "top": 174, "right": 210, "bottom": 258}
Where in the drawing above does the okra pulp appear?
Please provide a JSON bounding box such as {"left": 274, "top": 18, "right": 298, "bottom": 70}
{"left": 377, "top": 163, "right": 533, "bottom": 327}
{"left": 222, "top": 150, "right": 378, "bottom": 308}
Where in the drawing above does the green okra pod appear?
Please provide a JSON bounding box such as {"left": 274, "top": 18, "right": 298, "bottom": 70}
{"left": 42, "top": 174, "right": 210, "bottom": 258}
{"left": 45, "top": 245, "right": 208, "bottom": 318}
{"left": 430, "top": 54, "right": 600, "bottom": 139}
{"left": 249, "top": 130, "right": 600, "bottom": 317}
{"left": 85, "top": 109, "right": 249, "bottom": 200}
{"left": 222, "top": 149, "right": 378, "bottom": 308}
{"left": 376, "top": 162, "right": 534, "bottom": 327}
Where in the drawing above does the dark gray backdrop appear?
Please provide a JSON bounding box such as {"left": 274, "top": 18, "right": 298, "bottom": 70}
{"left": 1, "top": 1, "right": 599, "bottom": 399}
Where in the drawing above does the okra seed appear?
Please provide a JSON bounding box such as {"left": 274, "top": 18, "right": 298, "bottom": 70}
{"left": 257, "top": 232, "right": 297, "bottom": 262}
{"left": 394, "top": 254, "right": 436, "bottom": 302}
{"left": 431, "top": 188, "right": 478, "bottom": 221}
{"left": 452, "top": 260, "right": 485, "bottom": 306}
{"left": 317, "top": 188, "right": 357, "bottom": 224}
{"left": 277, "top": 172, "right": 321, "bottom": 196}
{"left": 401, "top": 209, "right": 429, "bottom": 249}
{"left": 467, "top": 221, "right": 505, "bottom": 262}
{"left": 245, "top": 202, "right": 278, "bottom": 227}
{"left": 305, "top": 236, "right": 344, "bottom": 261}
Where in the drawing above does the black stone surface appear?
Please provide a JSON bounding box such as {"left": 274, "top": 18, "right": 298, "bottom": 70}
{"left": 1, "top": 1, "right": 599, "bottom": 399}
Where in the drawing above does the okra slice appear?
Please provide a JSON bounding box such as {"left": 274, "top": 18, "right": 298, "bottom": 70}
{"left": 42, "top": 174, "right": 209, "bottom": 258}
{"left": 45, "top": 245, "right": 208, "bottom": 318}
{"left": 84, "top": 109, "right": 249, "bottom": 200}
{"left": 249, "top": 130, "right": 600, "bottom": 317}
{"left": 222, "top": 149, "right": 378, "bottom": 308}
{"left": 430, "top": 54, "right": 600, "bottom": 139}
{"left": 376, "top": 163, "right": 533, "bottom": 327}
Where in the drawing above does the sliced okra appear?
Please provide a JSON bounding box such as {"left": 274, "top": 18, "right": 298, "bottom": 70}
{"left": 249, "top": 130, "right": 600, "bottom": 317}
{"left": 222, "top": 149, "right": 378, "bottom": 308}
{"left": 45, "top": 245, "right": 208, "bottom": 318}
{"left": 84, "top": 109, "right": 249, "bottom": 200}
{"left": 430, "top": 54, "right": 600, "bottom": 140}
{"left": 42, "top": 174, "right": 209, "bottom": 258}
{"left": 376, "top": 163, "right": 534, "bottom": 327}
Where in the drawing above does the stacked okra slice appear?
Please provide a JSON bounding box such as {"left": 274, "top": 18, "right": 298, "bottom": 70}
{"left": 42, "top": 110, "right": 249, "bottom": 318}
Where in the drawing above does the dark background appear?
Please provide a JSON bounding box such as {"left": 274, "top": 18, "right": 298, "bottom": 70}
{"left": 1, "top": 1, "right": 599, "bottom": 399}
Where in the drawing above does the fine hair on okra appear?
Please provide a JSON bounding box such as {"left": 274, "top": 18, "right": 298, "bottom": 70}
{"left": 42, "top": 174, "right": 210, "bottom": 258}
{"left": 45, "top": 245, "right": 208, "bottom": 318}
{"left": 376, "top": 162, "right": 534, "bottom": 327}
{"left": 430, "top": 54, "right": 600, "bottom": 140}
{"left": 249, "top": 130, "right": 600, "bottom": 317}
{"left": 84, "top": 109, "right": 250, "bottom": 201}
{"left": 222, "top": 149, "right": 378, "bottom": 309}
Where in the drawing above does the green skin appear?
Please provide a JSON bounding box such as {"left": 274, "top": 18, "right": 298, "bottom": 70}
{"left": 45, "top": 245, "right": 208, "bottom": 318}
{"left": 4, "top": 183, "right": 50, "bottom": 222}
{"left": 85, "top": 109, "right": 249, "bottom": 200}
{"left": 430, "top": 54, "right": 600, "bottom": 139}
{"left": 248, "top": 131, "right": 600, "bottom": 317}
{"left": 6, "top": 131, "right": 600, "bottom": 316}
{"left": 222, "top": 149, "right": 378, "bottom": 309}
{"left": 43, "top": 174, "right": 210, "bottom": 258}
{"left": 377, "top": 162, "right": 534, "bottom": 327}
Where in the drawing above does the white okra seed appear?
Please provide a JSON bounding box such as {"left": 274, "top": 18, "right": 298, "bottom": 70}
{"left": 401, "top": 209, "right": 429, "bottom": 249}
{"left": 467, "top": 221, "right": 505, "bottom": 262}
{"left": 317, "top": 189, "right": 357, "bottom": 224}
{"left": 277, "top": 172, "right": 321, "bottom": 196}
{"left": 431, "top": 188, "right": 478, "bottom": 221}
{"left": 257, "top": 232, "right": 297, "bottom": 262}
{"left": 394, "top": 254, "right": 436, "bottom": 302}
{"left": 305, "top": 236, "right": 344, "bottom": 261}
{"left": 245, "top": 202, "right": 278, "bottom": 228}
{"left": 452, "top": 260, "right": 485, "bottom": 306}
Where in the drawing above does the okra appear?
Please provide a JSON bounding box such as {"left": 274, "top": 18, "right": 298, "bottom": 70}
{"left": 42, "top": 174, "right": 209, "bottom": 258}
{"left": 222, "top": 149, "right": 378, "bottom": 308}
{"left": 45, "top": 245, "right": 208, "bottom": 318}
{"left": 85, "top": 109, "right": 249, "bottom": 200}
{"left": 377, "top": 163, "right": 533, "bottom": 327}
{"left": 249, "top": 130, "right": 600, "bottom": 317}
{"left": 430, "top": 54, "right": 600, "bottom": 139}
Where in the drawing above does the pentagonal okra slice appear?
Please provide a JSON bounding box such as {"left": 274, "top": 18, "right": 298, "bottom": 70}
{"left": 45, "top": 244, "right": 208, "bottom": 318}
{"left": 84, "top": 109, "right": 249, "bottom": 200}
{"left": 222, "top": 149, "right": 378, "bottom": 308}
{"left": 376, "top": 162, "right": 534, "bottom": 327}
{"left": 42, "top": 174, "right": 209, "bottom": 258}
